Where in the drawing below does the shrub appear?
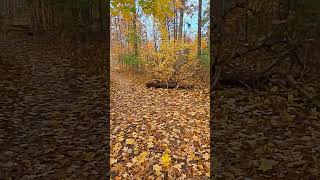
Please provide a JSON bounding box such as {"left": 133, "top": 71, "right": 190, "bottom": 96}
{"left": 149, "top": 40, "right": 199, "bottom": 82}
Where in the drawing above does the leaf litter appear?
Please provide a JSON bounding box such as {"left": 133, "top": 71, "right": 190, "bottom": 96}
{"left": 213, "top": 83, "right": 320, "bottom": 179}
{"left": 0, "top": 38, "right": 107, "bottom": 179}
{"left": 110, "top": 70, "right": 210, "bottom": 179}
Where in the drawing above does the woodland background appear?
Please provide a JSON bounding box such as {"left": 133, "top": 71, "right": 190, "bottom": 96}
{"left": 0, "top": 0, "right": 108, "bottom": 50}
{"left": 110, "top": 0, "right": 210, "bottom": 88}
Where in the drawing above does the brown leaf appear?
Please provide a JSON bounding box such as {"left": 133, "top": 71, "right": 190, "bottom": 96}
{"left": 258, "top": 158, "right": 278, "bottom": 172}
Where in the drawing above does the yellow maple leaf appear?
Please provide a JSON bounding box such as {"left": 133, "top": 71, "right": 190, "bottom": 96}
{"left": 137, "top": 152, "right": 149, "bottom": 164}
{"left": 140, "top": 151, "right": 149, "bottom": 158}
{"left": 160, "top": 153, "right": 171, "bottom": 168}
{"left": 126, "top": 138, "right": 134, "bottom": 145}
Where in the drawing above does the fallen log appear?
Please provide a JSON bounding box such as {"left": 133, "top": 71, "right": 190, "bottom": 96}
{"left": 215, "top": 71, "right": 271, "bottom": 89}
{"left": 145, "top": 81, "right": 194, "bottom": 89}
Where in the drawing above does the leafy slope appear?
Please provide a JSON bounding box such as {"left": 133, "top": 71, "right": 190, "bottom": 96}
{"left": 110, "top": 71, "right": 210, "bottom": 179}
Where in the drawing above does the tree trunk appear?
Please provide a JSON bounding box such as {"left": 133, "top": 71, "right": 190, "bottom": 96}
{"left": 178, "top": 0, "right": 184, "bottom": 40}
{"left": 37, "top": 0, "right": 43, "bottom": 31}
{"left": 51, "top": 6, "right": 55, "bottom": 28}
{"left": 132, "top": 1, "right": 139, "bottom": 71}
{"left": 80, "top": 0, "right": 91, "bottom": 26}
{"left": 211, "top": 0, "right": 224, "bottom": 88}
{"left": 127, "top": 22, "right": 130, "bottom": 52}
{"left": 99, "top": 0, "right": 106, "bottom": 36}
{"left": 166, "top": 17, "right": 170, "bottom": 41}
{"left": 173, "top": 0, "right": 177, "bottom": 41}
{"left": 8, "top": 0, "right": 16, "bottom": 17}
{"left": 31, "top": 0, "right": 49, "bottom": 33}
{"left": 114, "top": 17, "right": 121, "bottom": 69}
{"left": 197, "top": 0, "right": 202, "bottom": 56}
{"left": 146, "top": 81, "right": 194, "bottom": 89}
{"left": 153, "top": 17, "right": 157, "bottom": 51}
{"left": 31, "top": 1, "right": 39, "bottom": 32}
{"left": 133, "top": 3, "right": 138, "bottom": 58}
{"left": 89, "top": 1, "right": 93, "bottom": 25}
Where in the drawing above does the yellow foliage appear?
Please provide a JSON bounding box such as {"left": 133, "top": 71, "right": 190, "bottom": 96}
{"left": 160, "top": 152, "right": 171, "bottom": 168}
{"left": 175, "top": 0, "right": 184, "bottom": 9}
{"left": 150, "top": 39, "right": 199, "bottom": 81}
{"left": 201, "top": 37, "right": 208, "bottom": 49}
{"left": 126, "top": 138, "right": 134, "bottom": 145}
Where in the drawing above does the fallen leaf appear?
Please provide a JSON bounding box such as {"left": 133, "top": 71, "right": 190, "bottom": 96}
{"left": 110, "top": 158, "right": 117, "bottom": 165}
{"left": 203, "top": 153, "right": 210, "bottom": 160}
{"left": 173, "top": 163, "right": 182, "bottom": 172}
{"left": 153, "top": 164, "right": 162, "bottom": 176}
{"left": 126, "top": 138, "right": 134, "bottom": 145}
{"left": 258, "top": 158, "right": 278, "bottom": 172}
{"left": 126, "top": 162, "right": 133, "bottom": 168}
{"left": 160, "top": 153, "right": 171, "bottom": 168}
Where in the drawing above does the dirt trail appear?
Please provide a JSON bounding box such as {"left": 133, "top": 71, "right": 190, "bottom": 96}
{"left": 0, "top": 39, "right": 107, "bottom": 179}
{"left": 110, "top": 69, "right": 210, "bottom": 179}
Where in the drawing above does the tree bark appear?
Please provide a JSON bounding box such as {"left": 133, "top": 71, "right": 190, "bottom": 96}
{"left": 132, "top": 0, "right": 139, "bottom": 71}
{"left": 178, "top": 0, "right": 185, "bottom": 40}
{"left": 99, "top": 0, "right": 106, "bottom": 36}
{"left": 166, "top": 16, "right": 170, "bottom": 41}
{"left": 30, "top": 0, "right": 45, "bottom": 32}
{"left": 197, "top": 0, "right": 202, "bottom": 56}
{"left": 211, "top": 0, "right": 224, "bottom": 88}
{"left": 153, "top": 17, "right": 157, "bottom": 51}
{"left": 173, "top": 0, "right": 177, "bottom": 41}
{"left": 132, "top": 1, "right": 138, "bottom": 58}
{"left": 31, "top": 1, "right": 39, "bottom": 32}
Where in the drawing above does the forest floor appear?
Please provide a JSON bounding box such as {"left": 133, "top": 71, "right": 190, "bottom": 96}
{"left": 111, "top": 66, "right": 320, "bottom": 179}
{"left": 110, "top": 69, "right": 210, "bottom": 179}
{"left": 213, "top": 80, "right": 320, "bottom": 178}
{"left": 0, "top": 37, "right": 108, "bottom": 179}
{"left": 1, "top": 36, "right": 319, "bottom": 179}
